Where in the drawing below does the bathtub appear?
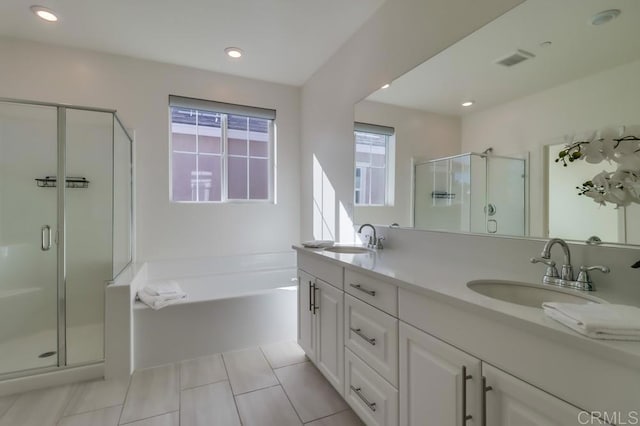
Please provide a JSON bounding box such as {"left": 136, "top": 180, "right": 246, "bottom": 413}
{"left": 132, "top": 252, "right": 298, "bottom": 369}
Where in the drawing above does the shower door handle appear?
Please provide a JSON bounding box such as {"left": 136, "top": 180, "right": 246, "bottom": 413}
{"left": 41, "top": 225, "right": 52, "bottom": 251}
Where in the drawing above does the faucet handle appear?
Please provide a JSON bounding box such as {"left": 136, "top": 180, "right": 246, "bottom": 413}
{"left": 576, "top": 265, "right": 610, "bottom": 291}
{"left": 530, "top": 257, "right": 560, "bottom": 280}
{"left": 376, "top": 236, "right": 385, "bottom": 250}
{"left": 580, "top": 265, "right": 610, "bottom": 273}
{"left": 367, "top": 235, "right": 375, "bottom": 247}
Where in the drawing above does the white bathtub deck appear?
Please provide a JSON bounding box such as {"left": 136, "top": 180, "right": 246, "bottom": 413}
{"left": 133, "top": 267, "right": 297, "bottom": 309}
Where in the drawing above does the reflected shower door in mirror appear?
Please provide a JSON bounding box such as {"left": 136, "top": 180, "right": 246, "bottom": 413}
{"left": 353, "top": 0, "right": 640, "bottom": 245}
{"left": 414, "top": 154, "right": 525, "bottom": 236}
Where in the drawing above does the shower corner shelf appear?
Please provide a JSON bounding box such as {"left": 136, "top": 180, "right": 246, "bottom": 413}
{"left": 432, "top": 191, "right": 455, "bottom": 200}
{"left": 36, "top": 176, "right": 90, "bottom": 189}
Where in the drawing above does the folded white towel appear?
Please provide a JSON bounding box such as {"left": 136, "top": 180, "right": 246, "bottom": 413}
{"left": 138, "top": 281, "right": 187, "bottom": 310}
{"left": 542, "top": 302, "right": 640, "bottom": 341}
{"left": 302, "top": 240, "right": 334, "bottom": 249}
{"left": 143, "top": 280, "right": 183, "bottom": 296}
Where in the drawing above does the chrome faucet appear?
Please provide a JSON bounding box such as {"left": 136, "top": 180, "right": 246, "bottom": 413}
{"left": 541, "top": 238, "right": 573, "bottom": 281}
{"left": 531, "top": 238, "right": 609, "bottom": 291}
{"left": 358, "top": 224, "right": 383, "bottom": 249}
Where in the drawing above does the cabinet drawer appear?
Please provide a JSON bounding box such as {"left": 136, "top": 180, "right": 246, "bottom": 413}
{"left": 345, "top": 348, "right": 398, "bottom": 426}
{"left": 345, "top": 294, "right": 398, "bottom": 386}
{"left": 298, "top": 253, "right": 343, "bottom": 289}
{"left": 345, "top": 269, "right": 397, "bottom": 316}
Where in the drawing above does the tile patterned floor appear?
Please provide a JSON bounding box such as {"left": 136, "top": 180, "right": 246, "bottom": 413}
{"left": 0, "top": 342, "right": 364, "bottom": 426}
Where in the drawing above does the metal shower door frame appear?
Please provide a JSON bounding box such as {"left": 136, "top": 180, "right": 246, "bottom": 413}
{"left": 0, "top": 97, "right": 132, "bottom": 381}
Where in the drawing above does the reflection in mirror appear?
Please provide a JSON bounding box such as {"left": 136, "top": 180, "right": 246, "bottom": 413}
{"left": 414, "top": 153, "right": 526, "bottom": 235}
{"left": 547, "top": 139, "right": 640, "bottom": 244}
{"left": 353, "top": 0, "right": 640, "bottom": 245}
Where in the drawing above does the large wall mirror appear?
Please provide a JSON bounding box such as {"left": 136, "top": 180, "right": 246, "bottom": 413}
{"left": 354, "top": 0, "right": 640, "bottom": 246}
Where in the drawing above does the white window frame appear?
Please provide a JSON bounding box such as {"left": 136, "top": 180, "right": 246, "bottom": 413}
{"left": 354, "top": 122, "right": 395, "bottom": 207}
{"left": 169, "top": 95, "right": 276, "bottom": 204}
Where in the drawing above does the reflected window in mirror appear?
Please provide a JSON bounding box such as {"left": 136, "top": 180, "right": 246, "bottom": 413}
{"left": 354, "top": 122, "right": 395, "bottom": 206}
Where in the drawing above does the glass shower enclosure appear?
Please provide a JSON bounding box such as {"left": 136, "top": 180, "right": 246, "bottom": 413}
{"left": 414, "top": 153, "right": 526, "bottom": 236}
{"left": 0, "top": 99, "right": 133, "bottom": 379}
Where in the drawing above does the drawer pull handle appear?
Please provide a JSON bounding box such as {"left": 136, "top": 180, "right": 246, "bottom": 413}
{"left": 313, "top": 284, "right": 319, "bottom": 314}
{"left": 350, "top": 283, "right": 376, "bottom": 297}
{"left": 350, "top": 385, "right": 377, "bottom": 412}
{"left": 350, "top": 327, "right": 376, "bottom": 345}
{"left": 481, "top": 376, "right": 493, "bottom": 426}
{"left": 461, "top": 366, "right": 473, "bottom": 424}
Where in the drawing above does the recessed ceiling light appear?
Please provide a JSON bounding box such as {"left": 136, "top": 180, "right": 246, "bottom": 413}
{"left": 30, "top": 5, "right": 58, "bottom": 22}
{"left": 590, "top": 9, "right": 621, "bottom": 26}
{"left": 462, "top": 101, "right": 474, "bottom": 107}
{"left": 224, "top": 47, "right": 243, "bottom": 59}
{"left": 380, "top": 83, "right": 390, "bottom": 89}
{"left": 539, "top": 41, "right": 552, "bottom": 48}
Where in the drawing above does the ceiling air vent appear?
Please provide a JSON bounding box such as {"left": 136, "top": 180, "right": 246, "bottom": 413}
{"left": 495, "top": 49, "right": 535, "bottom": 67}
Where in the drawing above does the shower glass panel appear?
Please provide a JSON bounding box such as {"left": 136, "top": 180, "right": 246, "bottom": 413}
{"left": 113, "top": 118, "right": 132, "bottom": 277}
{"left": 469, "top": 154, "right": 487, "bottom": 233}
{"left": 486, "top": 156, "right": 525, "bottom": 236}
{"left": 65, "top": 109, "right": 113, "bottom": 365}
{"left": 414, "top": 153, "right": 525, "bottom": 236}
{"left": 414, "top": 155, "right": 471, "bottom": 231}
{"left": 0, "top": 102, "right": 59, "bottom": 374}
{"left": 0, "top": 99, "right": 133, "bottom": 380}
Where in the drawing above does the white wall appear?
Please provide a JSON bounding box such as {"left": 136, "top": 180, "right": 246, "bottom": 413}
{"left": 0, "top": 38, "right": 301, "bottom": 261}
{"left": 461, "top": 58, "right": 640, "bottom": 238}
{"left": 354, "top": 100, "right": 460, "bottom": 227}
{"left": 300, "top": 0, "right": 524, "bottom": 242}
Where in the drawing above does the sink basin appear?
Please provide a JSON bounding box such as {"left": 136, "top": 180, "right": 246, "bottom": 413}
{"left": 467, "top": 280, "right": 605, "bottom": 308}
{"left": 323, "top": 245, "right": 372, "bottom": 254}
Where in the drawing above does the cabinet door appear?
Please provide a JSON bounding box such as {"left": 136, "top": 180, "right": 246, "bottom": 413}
{"left": 399, "top": 322, "right": 481, "bottom": 426}
{"left": 315, "top": 279, "right": 344, "bottom": 394}
{"left": 483, "top": 364, "right": 587, "bottom": 426}
{"left": 298, "top": 270, "right": 316, "bottom": 362}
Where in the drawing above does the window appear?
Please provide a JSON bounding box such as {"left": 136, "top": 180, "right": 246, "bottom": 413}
{"left": 169, "top": 95, "right": 275, "bottom": 202}
{"left": 354, "top": 122, "right": 394, "bottom": 206}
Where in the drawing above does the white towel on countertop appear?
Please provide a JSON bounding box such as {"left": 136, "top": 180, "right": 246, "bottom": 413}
{"left": 302, "top": 240, "right": 334, "bottom": 249}
{"left": 542, "top": 302, "right": 640, "bottom": 341}
{"left": 138, "top": 281, "right": 187, "bottom": 310}
{"left": 143, "top": 280, "right": 183, "bottom": 296}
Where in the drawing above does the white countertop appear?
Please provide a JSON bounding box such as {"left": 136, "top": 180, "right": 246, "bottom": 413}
{"left": 293, "top": 245, "right": 640, "bottom": 369}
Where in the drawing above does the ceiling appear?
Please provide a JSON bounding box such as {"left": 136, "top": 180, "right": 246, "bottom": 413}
{"left": 365, "top": 0, "right": 640, "bottom": 116}
{"left": 0, "top": 0, "right": 386, "bottom": 86}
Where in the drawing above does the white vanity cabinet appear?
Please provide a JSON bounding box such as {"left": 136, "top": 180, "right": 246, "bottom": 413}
{"left": 482, "top": 364, "right": 591, "bottom": 426}
{"left": 398, "top": 322, "right": 597, "bottom": 426}
{"left": 399, "top": 322, "right": 481, "bottom": 426}
{"left": 297, "top": 269, "right": 317, "bottom": 361}
{"left": 297, "top": 254, "right": 345, "bottom": 395}
{"left": 296, "top": 249, "right": 630, "bottom": 426}
{"left": 315, "top": 279, "right": 344, "bottom": 392}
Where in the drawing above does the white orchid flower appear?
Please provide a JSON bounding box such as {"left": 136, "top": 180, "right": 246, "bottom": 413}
{"left": 618, "top": 153, "right": 640, "bottom": 170}
{"left": 591, "top": 170, "right": 611, "bottom": 189}
{"left": 583, "top": 189, "right": 607, "bottom": 206}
